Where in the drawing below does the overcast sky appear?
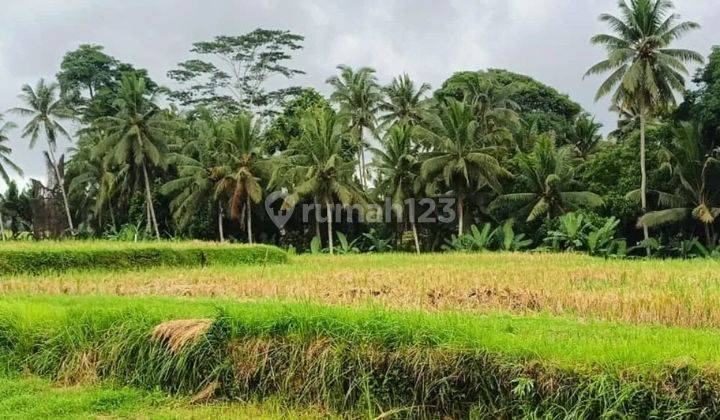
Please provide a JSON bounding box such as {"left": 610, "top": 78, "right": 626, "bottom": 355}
{"left": 1, "top": 0, "right": 717, "bottom": 188}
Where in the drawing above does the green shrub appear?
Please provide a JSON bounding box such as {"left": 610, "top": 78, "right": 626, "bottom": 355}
{"left": 0, "top": 242, "right": 287, "bottom": 275}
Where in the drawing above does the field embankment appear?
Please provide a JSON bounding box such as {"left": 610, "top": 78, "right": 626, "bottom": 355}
{"left": 1, "top": 296, "right": 719, "bottom": 418}
{"left": 0, "top": 241, "right": 286, "bottom": 275}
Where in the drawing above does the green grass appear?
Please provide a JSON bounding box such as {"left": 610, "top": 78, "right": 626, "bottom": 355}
{"left": 1, "top": 295, "right": 720, "bottom": 417}
{"left": 0, "top": 375, "right": 330, "bottom": 419}
{"left": 0, "top": 241, "right": 286, "bottom": 275}
{"left": 2, "top": 294, "right": 720, "bottom": 370}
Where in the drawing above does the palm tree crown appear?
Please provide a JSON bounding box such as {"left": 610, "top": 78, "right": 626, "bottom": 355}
{"left": 491, "top": 134, "right": 603, "bottom": 222}
{"left": 419, "top": 99, "right": 510, "bottom": 235}
{"left": 639, "top": 122, "right": 720, "bottom": 243}
{"left": 378, "top": 73, "right": 431, "bottom": 129}
{"left": 326, "top": 65, "right": 381, "bottom": 187}
{"left": 0, "top": 114, "right": 22, "bottom": 184}
{"left": 585, "top": 0, "right": 703, "bottom": 109}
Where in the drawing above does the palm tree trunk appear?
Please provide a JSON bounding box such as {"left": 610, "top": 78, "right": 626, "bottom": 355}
{"left": 458, "top": 196, "right": 464, "bottom": 236}
{"left": 639, "top": 111, "right": 650, "bottom": 256}
{"left": 109, "top": 207, "right": 116, "bottom": 231}
{"left": 357, "top": 127, "right": 366, "bottom": 188}
{"left": 326, "top": 199, "right": 334, "bottom": 255}
{"left": 246, "top": 195, "right": 253, "bottom": 244}
{"left": 314, "top": 197, "right": 321, "bottom": 241}
{"left": 411, "top": 219, "right": 420, "bottom": 254}
{"left": 704, "top": 223, "right": 712, "bottom": 247}
{"left": 218, "top": 203, "right": 225, "bottom": 243}
{"left": 47, "top": 147, "right": 74, "bottom": 234}
{"left": 142, "top": 162, "right": 160, "bottom": 240}
{"left": 0, "top": 216, "right": 5, "bottom": 241}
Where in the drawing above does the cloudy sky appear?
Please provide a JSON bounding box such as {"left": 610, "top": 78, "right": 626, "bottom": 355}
{"left": 1, "top": 0, "right": 717, "bottom": 188}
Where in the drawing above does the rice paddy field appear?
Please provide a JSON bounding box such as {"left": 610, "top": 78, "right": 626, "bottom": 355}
{"left": 2, "top": 242, "right": 720, "bottom": 418}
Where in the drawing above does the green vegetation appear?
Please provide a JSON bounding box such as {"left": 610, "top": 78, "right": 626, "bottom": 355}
{"left": 1, "top": 296, "right": 719, "bottom": 417}
{"left": 1, "top": 0, "right": 719, "bottom": 417}
{"left": 0, "top": 241, "right": 286, "bottom": 275}
{"left": 0, "top": 0, "right": 715, "bottom": 260}
{"left": 0, "top": 375, "right": 329, "bottom": 419}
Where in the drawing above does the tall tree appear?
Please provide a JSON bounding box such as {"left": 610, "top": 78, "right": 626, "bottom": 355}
{"left": 11, "top": 79, "right": 75, "bottom": 233}
{"left": 378, "top": 73, "right": 431, "bottom": 129}
{"left": 419, "top": 99, "right": 510, "bottom": 235}
{"left": 639, "top": 122, "right": 720, "bottom": 244}
{"left": 491, "top": 134, "right": 603, "bottom": 221}
{"left": 585, "top": 0, "right": 703, "bottom": 252}
{"left": 436, "top": 69, "right": 581, "bottom": 137}
{"left": 94, "top": 75, "right": 173, "bottom": 239}
{"left": 161, "top": 111, "right": 227, "bottom": 241}
{"left": 326, "top": 65, "right": 381, "bottom": 188}
{"left": 281, "top": 107, "right": 361, "bottom": 254}
{"left": 57, "top": 44, "right": 157, "bottom": 122}
{"left": 168, "top": 29, "right": 305, "bottom": 116}
{"left": 215, "top": 114, "right": 266, "bottom": 244}
{"left": 67, "top": 131, "right": 129, "bottom": 231}
{"left": 0, "top": 115, "right": 23, "bottom": 240}
{"left": 371, "top": 123, "right": 422, "bottom": 253}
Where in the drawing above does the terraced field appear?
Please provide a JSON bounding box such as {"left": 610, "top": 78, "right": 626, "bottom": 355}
{"left": 2, "top": 243, "right": 720, "bottom": 417}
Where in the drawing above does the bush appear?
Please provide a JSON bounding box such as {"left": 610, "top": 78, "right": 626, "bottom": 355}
{"left": 0, "top": 242, "right": 287, "bottom": 275}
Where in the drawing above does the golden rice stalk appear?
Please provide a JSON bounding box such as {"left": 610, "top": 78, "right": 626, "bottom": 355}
{"left": 151, "top": 318, "right": 212, "bottom": 354}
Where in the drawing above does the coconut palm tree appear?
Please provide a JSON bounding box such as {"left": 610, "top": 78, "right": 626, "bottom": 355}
{"left": 585, "top": 0, "right": 703, "bottom": 251}
{"left": 378, "top": 73, "right": 431, "bottom": 129}
{"left": 419, "top": 99, "right": 510, "bottom": 235}
{"left": 568, "top": 113, "right": 604, "bottom": 158}
{"left": 67, "top": 131, "right": 128, "bottom": 231}
{"left": 0, "top": 115, "right": 23, "bottom": 240}
{"left": 490, "top": 134, "right": 603, "bottom": 221}
{"left": 94, "top": 74, "right": 173, "bottom": 239}
{"left": 161, "top": 113, "right": 227, "bottom": 241}
{"left": 214, "top": 114, "right": 265, "bottom": 244}
{"left": 326, "top": 65, "right": 381, "bottom": 187}
{"left": 638, "top": 122, "right": 720, "bottom": 244}
{"left": 11, "top": 79, "right": 75, "bottom": 233}
{"left": 371, "top": 123, "right": 421, "bottom": 253}
{"left": 281, "top": 107, "right": 361, "bottom": 254}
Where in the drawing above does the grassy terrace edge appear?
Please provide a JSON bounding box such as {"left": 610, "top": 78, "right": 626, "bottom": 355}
{"left": 1, "top": 296, "right": 719, "bottom": 417}
{"left": 0, "top": 241, "right": 287, "bottom": 274}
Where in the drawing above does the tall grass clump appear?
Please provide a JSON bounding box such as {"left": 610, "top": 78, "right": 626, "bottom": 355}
{"left": 1, "top": 298, "right": 719, "bottom": 417}
{"left": 0, "top": 242, "right": 286, "bottom": 275}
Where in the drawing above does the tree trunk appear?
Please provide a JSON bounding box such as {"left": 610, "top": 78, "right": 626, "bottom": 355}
{"left": 326, "top": 199, "right": 334, "bottom": 255}
{"left": 142, "top": 162, "right": 160, "bottom": 240}
{"left": 47, "top": 147, "right": 74, "bottom": 234}
{"left": 0, "top": 216, "right": 5, "bottom": 241}
{"left": 639, "top": 111, "right": 650, "bottom": 256}
{"left": 457, "top": 196, "right": 464, "bottom": 236}
{"left": 704, "top": 223, "right": 712, "bottom": 247}
{"left": 411, "top": 219, "right": 420, "bottom": 254}
{"left": 109, "top": 207, "right": 116, "bottom": 231}
{"left": 357, "top": 127, "right": 366, "bottom": 188}
{"left": 246, "top": 195, "right": 253, "bottom": 244}
{"left": 218, "top": 203, "right": 225, "bottom": 243}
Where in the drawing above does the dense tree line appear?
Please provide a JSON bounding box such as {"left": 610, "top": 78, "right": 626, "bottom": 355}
{"left": 1, "top": 0, "right": 719, "bottom": 257}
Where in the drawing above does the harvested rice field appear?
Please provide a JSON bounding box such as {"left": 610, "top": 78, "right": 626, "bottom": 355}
{"left": 2, "top": 244, "right": 720, "bottom": 417}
